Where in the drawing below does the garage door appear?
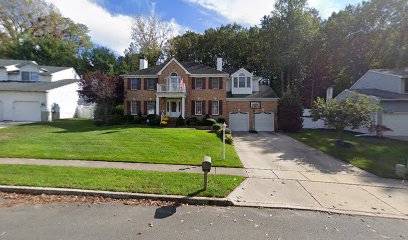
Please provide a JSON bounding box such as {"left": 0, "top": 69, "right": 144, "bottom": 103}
{"left": 255, "top": 112, "right": 274, "bottom": 132}
{"left": 0, "top": 101, "right": 3, "bottom": 121}
{"left": 13, "top": 101, "right": 41, "bottom": 121}
{"left": 229, "top": 112, "right": 249, "bottom": 131}
{"left": 382, "top": 113, "right": 408, "bottom": 136}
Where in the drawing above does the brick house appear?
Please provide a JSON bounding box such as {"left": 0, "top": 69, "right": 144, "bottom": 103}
{"left": 122, "top": 58, "right": 278, "bottom": 131}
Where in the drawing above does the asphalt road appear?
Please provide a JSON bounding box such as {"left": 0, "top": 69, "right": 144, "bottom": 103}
{"left": 0, "top": 201, "right": 407, "bottom": 240}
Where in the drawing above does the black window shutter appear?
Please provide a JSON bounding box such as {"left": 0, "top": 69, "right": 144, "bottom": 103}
{"left": 154, "top": 78, "right": 158, "bottom": 90}
{"left": 209, "top": 78, "right": 212, "bottom": 89}
{"left": 219, "top": 100, "right": 223, "bottom": 115}
{"left": 144, "top": 101, "right": 148, "bottom": 115}
{"left": 137, "top": 101, "right": 141, "bottom": 114}
{"left": 219, "top": 77, "right": 223, "bottom": 89}
{"left": 202, "top": 78, "right": 206, "bottom": 89}
{"left": 208, "top": 101, "right": 212, "bottom": 115}
{"left": 127, "top": 101, "right": 131, "bottom": 114}
{"left": 138, "top": 79, "right": 141, "bottom": 90}
{"left": 202, "top": 101, "right": 206, "bottom": 115}
{"left": 144, "top": 79, "right": 147, "bottom": 90}
{"left": 127, "top": 79, "right": 131, "bottom": 90}
{"left": 192, "top": 78, "right": 195, "bottom": 89}
{"left": 191, "top": 101, "right": 195, "bottom": 115}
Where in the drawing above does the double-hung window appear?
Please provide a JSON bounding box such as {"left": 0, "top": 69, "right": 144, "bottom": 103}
{"left": 147, "top": 79, "right": 156, "bottom": 90}
{"left": 147, "top": 101, "right": 155, "bottom": 114}
{"left": 195, "top": 78, "right": 203, "bottom": 89}
{"left": 131, "top": 101, "right": 138, "bottom": 115}
{"left": 238, "top": 74, "right": 246, "bottom": 88}
{"left": 131, "top": 78, "right": 140, "bottom": 90}
{"left": 195, "top": 101, "right": 203, "bottom": 115}
{"left": 212, "top": 100, "right": 219, "bottom": 115}
{"left": 233, "top": 77, "right": 238, "bottom": 88}
{"left": 211, "top": 77, "right": 219, "bottom": 89}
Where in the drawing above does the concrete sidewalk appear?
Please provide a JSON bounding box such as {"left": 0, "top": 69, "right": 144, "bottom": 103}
{"left": 0, "top": 158, "right": 246, "bottom": 177}
{"left": 228, "top": 132, "right": 408, "bottom": 219}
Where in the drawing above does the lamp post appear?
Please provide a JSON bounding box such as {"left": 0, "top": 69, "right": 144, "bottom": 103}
{"left": 222, "top": 122, "right": 227, "bottom": 160}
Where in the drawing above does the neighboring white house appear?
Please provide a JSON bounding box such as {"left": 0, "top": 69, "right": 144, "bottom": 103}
{"left": 335, "top": 69, "right": 408, "bottom": 136}
{"left": 0, "top": 59, "right": 84, "bottom": 122}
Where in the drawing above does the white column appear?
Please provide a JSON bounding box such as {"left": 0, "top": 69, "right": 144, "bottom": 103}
{"left": 156, "top": 96, "right": 159, "bottom": 115}
{"left": 181, "top": 96, "right": 185, "bottom": 118}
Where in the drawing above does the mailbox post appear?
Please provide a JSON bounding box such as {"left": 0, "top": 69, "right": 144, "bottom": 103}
{"left": 202, "top": 156, "right": 212, "bottom": 190}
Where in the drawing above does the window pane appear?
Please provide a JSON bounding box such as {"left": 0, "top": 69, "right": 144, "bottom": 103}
{"left": 131, "top": 79, "right": 139, "bottom": 89}
{"left": 131, "top": 101, "right": 138, "bottom": 115}
{"left": 246, "top": 77, "right": 251, "bottom": 88}
{"left": 195, "top": 78, "right": 203, "bottom": 89}
{"left": 31, "top": 72, "right": 39, "bottom": 81}
{"left": 147, "top": 79, "right": 155, "bottom": 90}
{"left": 22, "top": 72, "right": 30, "bottom": 81}
{"left": 212, "top": 101, "right": 219, "bottom": 115}
{"left": 195, "top": 101, "right": 202, "bottom": 115}
{"left": 147, "top": 101, "right": 155, "bottom": 114}
{"left": 234, "top": 77, "right": 238, "bottom": 88}
{"left": 212, "top": 78, "right": 219, "bottom": 89}
{"left": 239, "top": 77, "right": 245, "bottom": 88}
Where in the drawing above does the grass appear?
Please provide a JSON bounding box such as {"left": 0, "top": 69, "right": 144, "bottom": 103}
{"left": 0, "top": 164, "right": 244, "bottom": 198}
{"left": 0, "top": 119, "right": 242, "bottom": 168}
{"left": 287, "top": 129, "right": 408, "bottom": 178}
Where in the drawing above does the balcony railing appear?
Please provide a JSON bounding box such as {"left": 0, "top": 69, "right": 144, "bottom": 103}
{"left": 157, "top": 83, "right": 186, "bottom": 93}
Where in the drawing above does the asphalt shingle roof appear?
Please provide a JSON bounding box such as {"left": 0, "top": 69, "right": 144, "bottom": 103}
{"left": 352, "top": 89, "right": 408, "bottom": 100}
{"left": 128, "top": 60, "right": 227, "bottom": 75}
{"left": 227, "top": 85, "right": 278, "bottom": 99}
{"left": 0, "top": 59, "right": 71, "bottom": 75}
{"left": 0, "top": 79, "right": 79, "bottom": 92}
{"left": 371, "top": 69, "right": 408, "bottom": 78}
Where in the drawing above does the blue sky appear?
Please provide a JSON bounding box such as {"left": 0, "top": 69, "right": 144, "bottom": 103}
{"left": 47, "top": 0, "right": 363, "bottom": 54}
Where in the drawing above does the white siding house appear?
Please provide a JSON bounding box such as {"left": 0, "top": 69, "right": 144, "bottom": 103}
{"left": 0, "top": 59, "right": 84, "bottom": 122}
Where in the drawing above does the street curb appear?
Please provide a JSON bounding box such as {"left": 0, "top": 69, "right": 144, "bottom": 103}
{"left": 0, "top": 185, "right": 234, "bottom": 207}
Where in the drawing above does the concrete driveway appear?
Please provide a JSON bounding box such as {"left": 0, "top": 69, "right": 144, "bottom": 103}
{"left": 0, "top": 121, "right": 32, "bottom": 129}
{"left": 228, "top": 132, "right": 408, "bottom": 219}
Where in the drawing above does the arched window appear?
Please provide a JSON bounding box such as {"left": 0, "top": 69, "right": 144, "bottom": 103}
{"left": 170, "top": 72, "right": 178, "bottom": 76}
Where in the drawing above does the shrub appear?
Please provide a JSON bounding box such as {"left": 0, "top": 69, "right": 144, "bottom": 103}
{"left": 278, "top": 92, "right": 303, "bottom": 133}
{"left": 106, "top": 114, "right": 124, "bottom": 125}
{"left": 147, "top": 115, "right": 160, "bottom": 126}
{"left": 93, "top": 119, "right": 105, "bottom": 127}
{"left": 225, "top": 133, "right": 234, "bottom": 145}
{"left": 186, "top": 117, "right": 198, "bottom": 126}
{"left": 147, "top": 114, "right": 158, "bottom": 121}
{"left": 124, "top": 115, "right": 134, "bottom": 123}
{"left": 111, "top": 105, "right": 124, "bottom": 115}
{"left": 212, "top": 123, "right": 223, "bottom": 132}
{"left": 217, "top": 118, "right": 226, "bottom": 123}
{"left": 216, "top": 128, "right": 231, "bottom": 138}
{"left": 202, "top": 118, "right": 217, "bottom": 126}
{"left": 176, "top": 115, "right": 185, "bottom": 126}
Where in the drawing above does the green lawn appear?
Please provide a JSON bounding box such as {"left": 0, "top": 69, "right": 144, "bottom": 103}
{"left": 0, "top": 119, "right": 242, "bottom": 167}
{"left": 0, "top": 164, "right": 244, "bottom": 197}
{"left": 287, "top": 129, "right": 408, "bottom": 178}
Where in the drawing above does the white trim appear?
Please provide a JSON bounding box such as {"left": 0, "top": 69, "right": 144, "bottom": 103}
{"left": 190, "top": 74, "right": 229, "bottom": 77}
{"left": 194, "top": 100, "right": 203, "bottom": 115}
{"left": 212, "top": 100, "right": 220, "bottom": 115}
{"left": 157, "top": 58, "right": 190, "bottom": 75}
{"left": 121, "top": 75, "right": 158, "bottom": 78}
{"left": 226, "top": 98, "right": 279, "bottom": 101}
{"left": 230, "top": 68, "right": 254, "bottom": 77}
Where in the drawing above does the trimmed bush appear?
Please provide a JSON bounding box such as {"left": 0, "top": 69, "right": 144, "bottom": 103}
{"left": 176, "top": 115, "right": 185, "bottom": 126}
{"left": 217, "top": 118, "right": 226, "bottom": 123}
{"left": 106, "top": 114, "right": 124, "bottom": 125}
{"left": 202, "top": 118, "right": 217, "bottom": 126}
{"left": 186, "top": 117, "right": 198, "bottom": 126}
{"left": 111, "top": 105, "right": 124, "bottom": 115}
{"left": 216, "top": 128, "right": 231, "bottom": 138}
{"left": 212, "top": 123, "right": 223, "bottom": 132}
{"left": 124, "top": 115, "right": 134, "bottom": 123}
{"left": 93, "top": 119, "right": 105, "bottom": 127}
{"left": 225, "top": 134, "right": 234, "bottom": 145}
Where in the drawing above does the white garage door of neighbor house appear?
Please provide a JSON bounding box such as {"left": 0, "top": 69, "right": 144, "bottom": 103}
{"left": 13, "top": 101, "right": 41, "bottom": 121}
{"left": 229, "top": 112, "right": 249, "bottom": 131}
{"left": 255, "top": 112, "right": 275, "bottom": 132}
{"left": 382, "top": 113, "right": 408, "bottom": 136}
{"left": 0, "top": 101, "right": 3, "bottom": 121}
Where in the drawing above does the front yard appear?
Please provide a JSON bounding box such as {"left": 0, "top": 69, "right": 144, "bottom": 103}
{"left": 287, "top": 129, "right": 408, "bottom": 178}
{"left": 0, "top": 119, "right": 242, "bottom": 167}
{"left": 0, "top": 164, "right": 244, "bottom": 197}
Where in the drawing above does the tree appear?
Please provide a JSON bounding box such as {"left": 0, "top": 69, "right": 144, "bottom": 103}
{"left": 128, "top": 12, "right": 174, "bottom": 65}
{"left": 87, "top": 47, "right": 117, "bottom": 75}
{"left": 0, "top": 0, "right": 92, "bottom": 68}
{"left": 311, "top": 93, "right": 380, "bottom": 141}
{"left": 78, "top": 71, "right": 120, "bottom": 123}
{"left": 278, "top": 90, "right": 304, "bottom": 133}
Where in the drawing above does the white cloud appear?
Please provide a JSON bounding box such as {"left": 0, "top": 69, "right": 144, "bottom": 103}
{"left": 46, "top": 0, "right": 186, "bottom": 55}
{"left": 185, "top": 0, "right": 355, "bottom": 25}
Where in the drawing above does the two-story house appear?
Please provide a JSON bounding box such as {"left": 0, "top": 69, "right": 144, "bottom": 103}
{"left": 122, "top": 58, "right": 278, "bottom": 132}
{"left": 336, "top": 69, "right": 408, "bottom": 136}
{"left": 0, "top": 59, "right": 82, "bottom": 122}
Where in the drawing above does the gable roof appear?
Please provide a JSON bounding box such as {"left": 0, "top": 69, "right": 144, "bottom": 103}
{"left": 0, "top": 79, "right": 79, "bottom": 92}
{"left": 39, "top": 66, "right": 72, "bottom": 75}
{"left": 125, "top": 59, "right": 227, "bottom": 76}
{"left": 0, "top": 59, "right": 72, "bottom": 75}
{"left": 370, "top": 69, "right": 408, "bottom": 78}
{"left": 0, "top": 59, "right": 31, "bottom": 68}
{"left": 352, "top": 88, "right": 408, "bottom": 100}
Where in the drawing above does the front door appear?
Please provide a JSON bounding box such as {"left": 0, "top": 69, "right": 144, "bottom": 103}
{"left": 167, "top": 99, "right": 181, "bottom": 117}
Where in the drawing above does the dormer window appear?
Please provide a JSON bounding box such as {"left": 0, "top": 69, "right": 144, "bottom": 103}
{"left": 234, "top": 73, "right": 251, "bottom": 88}
{"left": 21, "top": 71, "right": 39, "bottom": 81}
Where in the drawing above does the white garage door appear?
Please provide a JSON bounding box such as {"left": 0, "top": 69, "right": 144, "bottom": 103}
{"left": 0, "top": 101, "right": 3, "bottom": 121}
{"left": 383, "top": 113, "right": 408, "bottom": 136}
{"left": 255, "top": 112, "right": 274, "bottom": 132}
{"left": 229, "top": 112, "right": 249, "bottom": 131}
{"left": 13, "top": 101, "right": 41, "bottom": 121}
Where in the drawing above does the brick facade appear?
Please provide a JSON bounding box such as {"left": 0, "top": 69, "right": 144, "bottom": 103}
{"left": 226, "top": 100, "right": 278, "bottom": 129}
